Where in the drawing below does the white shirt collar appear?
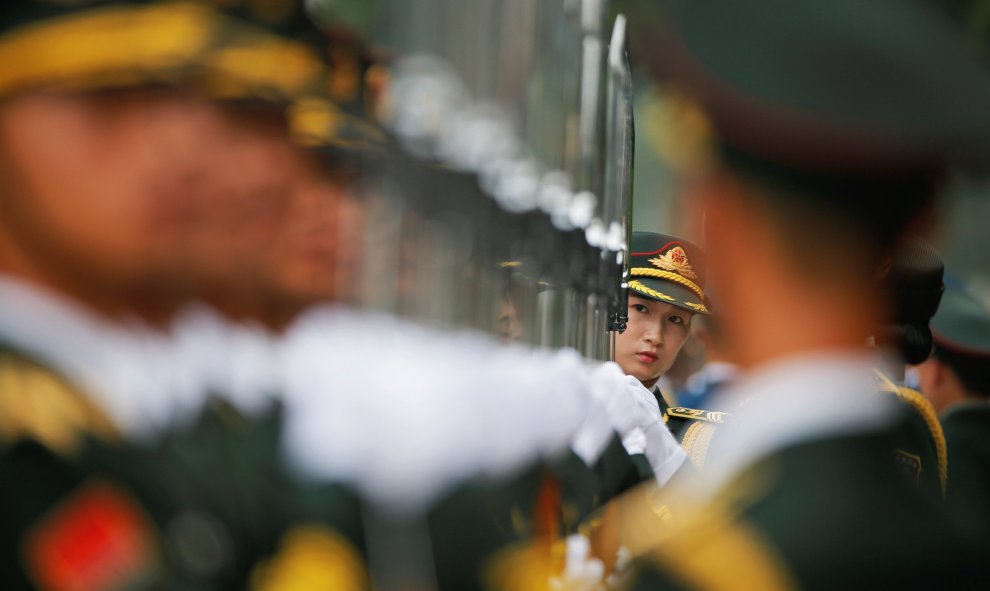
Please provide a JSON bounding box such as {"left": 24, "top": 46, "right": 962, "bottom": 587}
{"left": 695, "top": 350, "right": 898, "bottom": 496}
{"left": 0, "top": 275, "right": 276, "bottom": 438}
{"left": 0, "top": 274, "right": 167, "bottom": 436}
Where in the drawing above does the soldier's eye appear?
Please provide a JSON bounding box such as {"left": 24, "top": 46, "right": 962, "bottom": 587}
{"left": 633, "top": 304, "right": 649, "bottom": 314}
{"left": 669, "top": 315, "right": 685, "bottom": 325}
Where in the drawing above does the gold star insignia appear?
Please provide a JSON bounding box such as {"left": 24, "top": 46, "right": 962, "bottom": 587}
{"left": 649, "top": 246, "right": 698, "bottom": 280}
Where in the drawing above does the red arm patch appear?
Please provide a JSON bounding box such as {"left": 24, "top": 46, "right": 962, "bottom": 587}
{"left": 23, "top": 480, "right": 159, "bottom": 591}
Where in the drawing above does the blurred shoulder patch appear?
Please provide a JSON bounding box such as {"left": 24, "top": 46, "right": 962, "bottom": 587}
{"left": 23, "top": 480, "right": 161, "bottom": 591}
{"left": 0, "top": 353, "right": 119, "bottom": 456}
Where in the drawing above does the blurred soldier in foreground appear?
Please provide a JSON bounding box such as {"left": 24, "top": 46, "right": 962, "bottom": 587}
{"left": 0, "top": 2, "right": 693, "bottom": 590}
{"left": 916, "top": 282, "right": 990, "bottom": 544}
{"left": 0, "top": 2, "right": 369, "bottom": 589}
{"left": 617, "top": 0, "right": 990, "bottom": 587}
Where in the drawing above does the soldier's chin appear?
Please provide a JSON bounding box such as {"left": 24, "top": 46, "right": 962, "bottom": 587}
{"left": 627, "top": 365, "right": 660, "bottom": 386}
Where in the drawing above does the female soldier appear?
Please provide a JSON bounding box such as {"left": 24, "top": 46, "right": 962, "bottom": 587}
{"left": 614, "top": 232, "right": 728, "bottom": 452}
{"left": 616, "top": 232, "right": 710, "bottom": 398}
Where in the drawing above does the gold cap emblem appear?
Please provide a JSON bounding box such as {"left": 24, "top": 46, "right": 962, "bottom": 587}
{"left": 649, "top": 246, "right": 698, "bottom": 280}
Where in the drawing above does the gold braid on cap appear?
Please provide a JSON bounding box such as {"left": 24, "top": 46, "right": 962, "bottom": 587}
{"left": 630, "top": 267, "right": 705, "bottom": 301}
{"left": 628, "top": 280, "right": 675, "bottom": 301}
{"left": 0, "top": 3, "right": 217, "bottom": 95}
{"left": 628, "top": 280, "right": 710, "bottom": 313}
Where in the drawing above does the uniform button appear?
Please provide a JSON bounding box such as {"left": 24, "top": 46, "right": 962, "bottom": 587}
{"left": 167, "top": 510, "right": 233, "bottom": 578}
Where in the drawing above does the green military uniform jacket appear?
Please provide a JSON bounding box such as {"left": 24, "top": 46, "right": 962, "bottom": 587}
{"left": 650, "top": 376, "right": 946, "bottom": 496}
{"left": 629, "top": 420, "right": 984, "bottom": 590}
{"left": 942, "top": 403, "right": 990, "bottom": 547}
{"left": 0, "top": 344, "right": 367, "bottom": 591}
{"left": 873, "top": 370, "right": 947, "bottom": 501}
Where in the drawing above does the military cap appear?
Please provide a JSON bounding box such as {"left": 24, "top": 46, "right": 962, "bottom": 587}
{"left": 931, "top": 286, "right": 990, "bottom": 364}
{"left": 628, "top": 232, "right": 710, "bottom": 315}
{"left": 286, "top": 25, "right": 389, "bottom": 161}
{"left": 628, "top": 0, "right": 990, "bottom": 245}
{"left": 631, "top": 0, "right": 990, "bottom": 172}
{"left": 930, "top": 283, "right": 990, "bottom": 394}
{"left": 282, "top": 8, "right": 391, "bottom": 160}
{"left": 0, "top": 0, "right": 326, "bottom": 102}
{"left": 195, "top": 0, "right": 329, "bottom": 103}
{"left": 289, "top": 95, "right": 387, "bottom": 158}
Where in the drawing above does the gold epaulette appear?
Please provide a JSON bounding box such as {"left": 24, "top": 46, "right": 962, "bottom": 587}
{"left": 666, "top": 406, "right": 731, "bottom": 424}
{"left": 665, "top": 407, "right": 729, "bottom": 468}
{"left": 680, "top": 422, "right": 718, "bottom": 468}
{"left": 872, "top": 369, "right": 947, "bottom": 496}
{"left": 0, "top": 352, "right": 120, "bottom": 456}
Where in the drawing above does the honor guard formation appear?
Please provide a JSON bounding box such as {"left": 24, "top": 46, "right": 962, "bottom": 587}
{"left": 3, "top": 0, "right": 990, "bottom": 590}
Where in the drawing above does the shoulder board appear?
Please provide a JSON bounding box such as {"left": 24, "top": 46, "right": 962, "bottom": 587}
{"left": 666, "top": 406, "right": 731, "bottom": 424}
{"left": 0, "top": 352, "right": 119, "bottom": 456}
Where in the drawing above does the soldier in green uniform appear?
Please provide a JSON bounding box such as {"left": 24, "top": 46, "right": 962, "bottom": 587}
{"left": 873, "top": 237, "right": 950, "bottom": 501}
{"left": 613, "top": 0, "right": 990, "bottom": 587}
{"left": 616, "top": 232, "right": 710, "bottom": 409}
{"left": 614, "top": 231, "right": 728, "bottom": 465}
{"left": 0, "top": 2, "right": 369, "bottom": 589}
{"left": 915, "top": 282, "right": 990, "bottom": 545}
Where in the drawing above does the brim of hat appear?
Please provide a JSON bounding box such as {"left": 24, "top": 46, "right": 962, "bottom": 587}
{"left": 931, "top": 288, "right": 990, "bottom": 357}
{"left": 0, "top": 3, "right": 323, "bottom": 102}
{"left": 289, "top": 97, "right": 388, "bottom": 154}
{"left": 628, "top": 277, "right": 710, "bottom": 315}
{"left": 196, "top": 16, "right": 325, "bottom": 103}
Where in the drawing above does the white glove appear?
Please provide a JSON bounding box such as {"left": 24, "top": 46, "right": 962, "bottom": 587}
{"left": 641, "top": 419, "right": 687, "bottom": 486}
{"left": 550, "top": 534, "right": 606, "bottom": 591}
{"left": 612, "top": 374, "right": 686, "bottom": 485}
{"left": 571, "top": 394, "right": 617, "bottom": 466}
{"left": 588, "top": 363, "right": 657, "bottom": 437}
{"left": 580, "top": 362, "right": 688, "bottom": 484}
